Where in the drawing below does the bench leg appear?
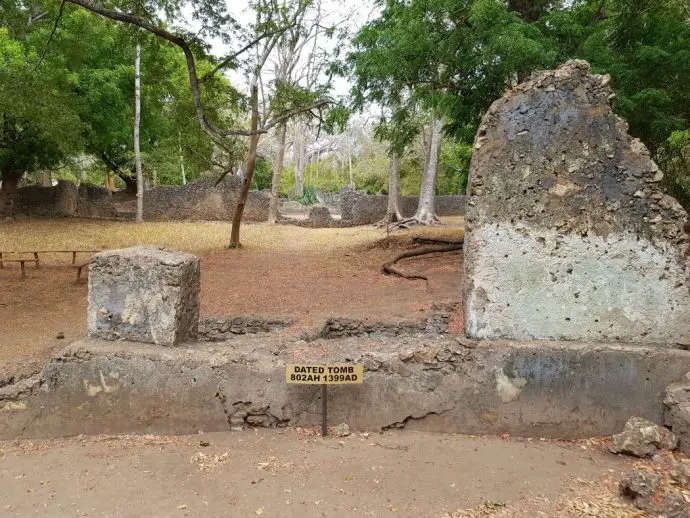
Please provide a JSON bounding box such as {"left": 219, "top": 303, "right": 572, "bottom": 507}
{"left": 76, "top": 266, "right": 82, "bottom": 282}
{"left": 34, "top": 252, "right": 39, "bottom": 269}
{"left": 0, "top": 252, "right": 3, "bottom": 269}
{"left": 20, "top": 261, "right": 25, "bottom": 279}
{"left": 72, "top": 251, "right": 76, "bottom": 264}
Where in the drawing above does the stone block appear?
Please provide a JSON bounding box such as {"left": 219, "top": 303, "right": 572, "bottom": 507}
{"left": 88, "top": 246, "right": 200, "bottom": 345}
{"left": 463, "top": 60, "right": 689, "bottom": 344}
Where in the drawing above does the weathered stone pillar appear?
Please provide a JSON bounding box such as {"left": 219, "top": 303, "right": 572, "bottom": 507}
{"left": 463, "top": 60, "right": 689, "bottom": 344}
{"left": 88, "top": 246, "right": 200, "bottom": 346}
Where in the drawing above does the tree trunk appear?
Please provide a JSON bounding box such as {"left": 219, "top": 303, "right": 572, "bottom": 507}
{"left": 386, "top": 154, "right": 403, "bottom": 220}
{"left": 229, "top": 84, "right": 260, "bottom": 248}
{"left": 268, "top": 123, "right": 286, "bottom": 224}
{"left": 411, "top": 114, "right": 442, "bottom": 225}
{"left": 0, "top": 168, "right": 22, "bottom": 193}
{"left": 134, "top": 43, "right": 143, "bottom": 222}
{"left": 42, "top": 170, "right": 52, "bottom": 187}
{"left": 295, "top": 123, "right": 306, "bottom": 197}
{"left": 348, "top": 153, "right": 354, "bottom": 189}
{"left": 100, "top": 153, "right": 138, "bottom": 193}
{"left": 178, "top": 131, "right": 187, "bottom": 185}
{"left": 423, "top": 123, "right": 432, "bottom": 175}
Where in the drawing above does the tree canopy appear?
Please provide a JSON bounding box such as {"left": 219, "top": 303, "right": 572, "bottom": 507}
{"left": 348, "top": 0, "right": 689, "bottom": 204}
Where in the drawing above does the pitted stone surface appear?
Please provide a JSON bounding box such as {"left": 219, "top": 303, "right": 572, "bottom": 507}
{"left": 463, "top": 59, "right": 689, "bottom": 344}
{"left": 3, "top": 337, "right": 690, "bottom": 439}
{"left": 305, "top": 205, "right": 335, "bottom": 227}
{"left": 87, "top": 246, "right": 200, "bottom": 346}
{"left": 664, "top": 373, "right": 690, "bottom": 455}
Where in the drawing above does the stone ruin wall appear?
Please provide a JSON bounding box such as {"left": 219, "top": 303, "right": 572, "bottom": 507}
{"left": 340, "top": 191, "right": 466, "bottom": 226}
{"left": 3, "top": 176, "right": 463, "bottom": 226}
{"left": 0, "top": 190, "right": 13, "bottom": 219}
{"left": 2, "top": 175, "right": 269, "bottom": 222}
{"left": 463, "top": 60, "right": 689, "bottom": 345}
{"left": 142, "top": 175, "right": 269, "bottom": 221}
{"left": 10, "top": 180, "right": 78, "bottom": 218}
{"left": 76, "top": 183, "right": 118, "bottom": 219}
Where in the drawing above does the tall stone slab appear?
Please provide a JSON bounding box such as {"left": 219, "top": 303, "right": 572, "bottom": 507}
{"left": 463, "top": 60, "right": 689, "bottom": 344}
{"left": 88, "top": 246, "right": 200, "bottom": 346}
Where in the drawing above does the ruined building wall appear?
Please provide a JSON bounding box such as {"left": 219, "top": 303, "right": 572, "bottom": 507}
{"left": 11, "top": 180, "right": 78, "bottom": 218}
{"left": 3, "top": 176, "right": 269, "bottom": 222}
{"left": 76, "top": 183, "right": 118, "bottom": 219}
{"left": 463, "top": 60, "right": 689, "bottom": 345}
{"left": 142, "top": 176, "right": 269, "bottom": 222}
{"left": 340, "top": 191, "right": 466, "bottom": 226}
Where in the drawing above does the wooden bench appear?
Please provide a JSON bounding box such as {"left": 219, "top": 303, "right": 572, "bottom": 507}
{"left": 0, "top": 250, "right": 101, "bottom": 269}
{"left": 72, "top": 261, "right": 91, "bottom": 282}
{"left": 1, "top": 259, "right": 40, "bottom": 279}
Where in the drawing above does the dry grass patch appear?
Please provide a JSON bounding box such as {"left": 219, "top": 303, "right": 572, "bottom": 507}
{"left": 0, "top": 217, "right": 465, "bottom": 257}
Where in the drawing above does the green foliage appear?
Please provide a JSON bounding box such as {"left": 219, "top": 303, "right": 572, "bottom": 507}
{"left": 295, "top": 184, "right": 318, "bottom": 205}
{"left": 348, "top": 0, "right": 555, "bottom": 142}
{"left": 540, "top": 0, "right": 690, "bottom": 152}
{"left": 303, "top": 161, "right": 348, "bottom": 193}
{"left": 357, "top": 172, "right": 386, "bottom": 195}
{"left": 656, "top": 129, "right": 690, "bottom": 210}
{"left": 438, "top": 141, "right": 472, "bottom": 195}
{"left": 250, "top": 156, "right": 273, "bottom": 190}
{"left": 280, "top": 166, "right": 296, "bottom": 197}
{"left": 0, "top": 1, "right": 243, "bottom": 190}
{"left": 349, "top": 0, "right": 690, "bottom": 204}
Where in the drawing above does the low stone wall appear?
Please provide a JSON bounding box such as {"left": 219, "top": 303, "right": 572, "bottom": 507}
{"left": 3, "top": 176, "right": 270, "bottom": 222}
{"left": 143, "top": 176, "right": 269, "bottom": 222}
{"left": 2, "top": 336, "right": 689, "bottom": 439}
{"left": 340, "top": 191, "right": 466, "bottom": 226}
{"left": 315, "top": 190, "right": 341, "bottom": 210}
{"left": 76, "top": 183, "right": 118, "bottom": 219}
{"left": 0, "top": 190, "right": 12, "bottom": 219}
{"left": 11, "top": 181, "right": 77, "bottom": 218}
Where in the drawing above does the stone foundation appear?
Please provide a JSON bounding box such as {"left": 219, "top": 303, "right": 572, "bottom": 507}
{"left": 1, "top": 336, "right": 689, "bottom": 439}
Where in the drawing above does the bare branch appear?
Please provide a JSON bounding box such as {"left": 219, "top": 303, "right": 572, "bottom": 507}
{"left": 262, "top": 98, "right": 330, "bottom": 132}
{"left": 35, "top": 0, "right": 66, "bottom": 72}
{"left": 201, "top": 24, "right": 295, "bottom": 83}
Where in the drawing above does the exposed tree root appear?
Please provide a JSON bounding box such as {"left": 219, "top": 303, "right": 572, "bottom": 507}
{"left": 392, "top": 213, "right": 441, "bottom": 229}
{"left": 375, "top": 212, "right": 404, "bottom": 229}
{"left": 411, "top": 237, "right": 463, "bottom": 246}
{"left": 382, "top": 243, "right": 463, "bottom": 284}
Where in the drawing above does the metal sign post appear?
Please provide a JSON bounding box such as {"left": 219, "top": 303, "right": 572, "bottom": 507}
{"left": 286, "top": 364, "right": 364, "bottom": 437}
{"left": 322, "top": 384, "right": 328, "bottom": 436}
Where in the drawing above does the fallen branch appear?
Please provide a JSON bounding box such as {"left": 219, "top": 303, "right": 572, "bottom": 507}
{"left": 382, "top": 243, "right": 463, "bottom": 284}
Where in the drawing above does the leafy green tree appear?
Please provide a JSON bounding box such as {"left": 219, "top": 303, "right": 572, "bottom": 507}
{"left": 0, "top": 4, "right": 83, "bottom": 192}
{"left": 350, "top": 0, "right": 690, "bottom": 205}
{"left": 348, "top": 0, "right": 553, "bottom": 224}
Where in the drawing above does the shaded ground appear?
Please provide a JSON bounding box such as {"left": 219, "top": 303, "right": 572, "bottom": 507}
{"left": 0, "top": 429, "right": 640, "bottom": 518}
{"left": 0, "top": 219, "right": 463, "bottom": 366}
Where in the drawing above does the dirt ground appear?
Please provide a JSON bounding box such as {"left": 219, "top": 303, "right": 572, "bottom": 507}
{"left": 0, "top": 428, "right": 646, "bottom": 518}
{"left": 0, "top": 219, "right": 463, "bottom": 366}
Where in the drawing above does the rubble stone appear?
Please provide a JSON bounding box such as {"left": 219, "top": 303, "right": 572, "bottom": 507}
{"left": 608, "top": 417, "right": 678, "bottom": 457}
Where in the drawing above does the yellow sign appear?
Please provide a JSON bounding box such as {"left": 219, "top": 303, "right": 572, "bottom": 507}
{"left": 286, "top": 364, "right": 364, "bottom": 385}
